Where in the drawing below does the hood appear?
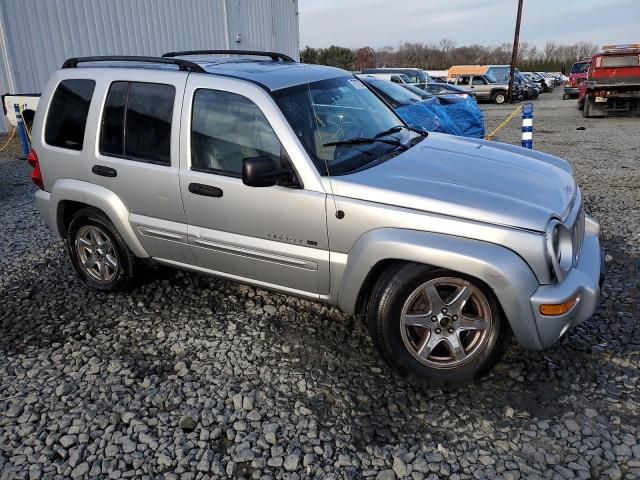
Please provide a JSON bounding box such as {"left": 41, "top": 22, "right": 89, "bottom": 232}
{"left": 329, "top": 133, "right": 577, "bottom": 232}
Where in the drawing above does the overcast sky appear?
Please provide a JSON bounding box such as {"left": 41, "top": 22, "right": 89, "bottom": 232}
{"left": 299, "top": 0, "right": 640, "bottom": 50}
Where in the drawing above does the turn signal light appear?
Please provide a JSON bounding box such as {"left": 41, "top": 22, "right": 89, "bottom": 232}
{"left": 540, "top": 297, "right": 578, "bottom": 316}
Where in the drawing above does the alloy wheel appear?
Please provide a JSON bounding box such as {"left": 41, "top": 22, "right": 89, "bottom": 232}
{"left": 75, "top": 225, "right": 119, "bottom": 283}
{"left": 400, "top": 277, "right": 492, "bottom": 369}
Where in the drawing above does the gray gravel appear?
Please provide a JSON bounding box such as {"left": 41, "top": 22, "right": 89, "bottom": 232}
{"left": 1, "top": 90, "right": 639, "bottom": 480}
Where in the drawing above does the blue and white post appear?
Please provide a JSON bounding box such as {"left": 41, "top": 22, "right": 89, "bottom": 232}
{"left": 13, "top": 103, "right": 30, "bottom": 157}
{"left": 521, "top": 102, "right": 533, "bottom": 149}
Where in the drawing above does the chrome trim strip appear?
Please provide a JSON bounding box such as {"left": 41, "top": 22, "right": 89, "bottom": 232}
{"left": 191, "top": 238, "right": 318, "bottom": 271}
{"left": 138, "top": 226, "right": 186, "bottom": 242}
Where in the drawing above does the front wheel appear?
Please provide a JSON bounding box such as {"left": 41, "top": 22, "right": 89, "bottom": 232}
{"left": 367, "top": 264, "right": 510, "bottom": 388}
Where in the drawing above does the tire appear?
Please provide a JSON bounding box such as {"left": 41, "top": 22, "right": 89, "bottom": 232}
{"left": 66, "top": 207, "right": 138, "bottom": 291}
{"left": 492, "top": 91, "right": 507, "bottom": 105}
{"left": 562, "top": 94, "right": 569, "bottom": 100}
{"left": 583, "top": 94, "right": 591, "bottom": 118}
{"left": 367, "top": 263, "right": 511, "bottom": 388}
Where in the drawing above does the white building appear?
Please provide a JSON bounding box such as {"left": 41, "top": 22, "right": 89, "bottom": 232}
{"left": 0, "top": 0, "right": 300, "bottom": 131}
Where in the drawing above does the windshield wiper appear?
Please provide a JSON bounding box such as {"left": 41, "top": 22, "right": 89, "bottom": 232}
{"left": 374, "top": 125, "right": 429, "bottom": 139}
{"left": 323, "top": 124, "right": 429, "bottom": 149}
{"left": 323, "top": 137, "right": 404, "bottom": 148}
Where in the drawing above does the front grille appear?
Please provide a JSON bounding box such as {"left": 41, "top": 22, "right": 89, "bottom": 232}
{"left": 572, "top": 204, "right": 586, "bottom": 266}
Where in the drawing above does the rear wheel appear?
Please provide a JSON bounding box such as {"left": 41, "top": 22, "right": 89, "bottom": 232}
{"left": 492, "top": 91, "right": 507, "bottom": 105}
{"left": 583, "top": 94, "right": 592, "bottom": 118}
{"left": 67, "top": 208, "right": 138, "bottom": 291}
{"left": 367, "top": 264, "right": 510, "bottom": 388}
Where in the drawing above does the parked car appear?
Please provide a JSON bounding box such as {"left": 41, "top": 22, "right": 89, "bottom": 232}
{"left": 537, "top": 72, "right": 557, "bottom": 89}
{"left": 399, "top": 83, "right": 485, "bottom": 138}
{"left": 364, "top": 72, "right": 414, "bottom": 84}
{"left": 423, "top": 82, "right": 476, "bottom": 99}
{"left": 362, "top": 68, "right": 433, "bottom": 85}
{"left": 515, "top": 74, "right": 540, "bottom": 100}
{"left": 578, "top": 44, "right": 640, "bottom": 118}
{"left": 424, "top": 70, "right": 448, "bottom": 83}
{"left": 359, "top": 76, "right": 485, "bottom": 138}
{"left": 30, "top": 52, "right": 602, "bottom": 387}
{"left": 564, "top": 60, "right": 589, "bottom": 99}
{"left": 449, "top": 74, "right": 517, "bottom": 104}
{"left": 522, "top": 72, "right": 552, "bottom": 93}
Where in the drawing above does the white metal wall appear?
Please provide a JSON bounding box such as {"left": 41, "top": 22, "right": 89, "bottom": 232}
{"left": 0, "top": 0, "right": 300, "bottom": 132}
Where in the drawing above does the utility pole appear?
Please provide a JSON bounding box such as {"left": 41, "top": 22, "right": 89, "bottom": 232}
{"left": 507, "top": 0, "right": 524, "bottom": 103}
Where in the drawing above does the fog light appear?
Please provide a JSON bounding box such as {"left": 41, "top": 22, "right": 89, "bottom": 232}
{"left": 540, "top": 297, "right": 579, "bottom": 316}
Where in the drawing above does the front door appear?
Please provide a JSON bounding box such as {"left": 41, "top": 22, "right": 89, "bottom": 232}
{"left": 178, "top": 76, "right": 330, "bottom": 296}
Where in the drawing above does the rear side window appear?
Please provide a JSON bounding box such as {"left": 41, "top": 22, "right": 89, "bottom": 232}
{"left": 45, "top": 79, "right": 95, "bottom": 150}
{"left": 100, "top": 81, "right": 175, "bottom": 165}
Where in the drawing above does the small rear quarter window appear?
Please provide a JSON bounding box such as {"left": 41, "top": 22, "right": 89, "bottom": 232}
{"left": 45, "top": 79, "right": 95, "bottom": 150}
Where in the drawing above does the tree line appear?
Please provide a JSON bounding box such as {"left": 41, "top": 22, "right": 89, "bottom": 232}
{"left": 300, "top": 40, "right": 599, "bottom": 73}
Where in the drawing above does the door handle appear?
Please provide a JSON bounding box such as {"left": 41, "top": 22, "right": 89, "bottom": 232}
{"left": 92, "top": 165, "right": 117, "bottom": 177}
{"left": 188, "top": 183, "right": 223, "bottom": 198}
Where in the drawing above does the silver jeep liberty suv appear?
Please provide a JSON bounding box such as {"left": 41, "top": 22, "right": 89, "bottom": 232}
{"left": 30, "top": 51, "right": 602, "bottom": 387}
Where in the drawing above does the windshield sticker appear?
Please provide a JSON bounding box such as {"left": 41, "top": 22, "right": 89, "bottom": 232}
{"left": 348, "top": 79, "right": 367, "bottom": 90}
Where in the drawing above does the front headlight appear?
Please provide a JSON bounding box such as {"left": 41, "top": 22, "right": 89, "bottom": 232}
{"left": 546, "top": 220, "right": 574, "bottom": 282}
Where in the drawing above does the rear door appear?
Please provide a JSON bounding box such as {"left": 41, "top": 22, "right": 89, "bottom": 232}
{"left": 87, "top": 69, "right": 194, "bottom": 264}
{"left": 178, "top": 75, "right": 330, "bottom": 296}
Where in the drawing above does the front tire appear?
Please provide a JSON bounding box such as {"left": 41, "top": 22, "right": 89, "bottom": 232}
{"left": 67, "top": 208, "right": 138, "bottom": 291}
{"left": 492, "top": 91, "right": 507, "bottom": 105}
{"left": 367, "top": 264, "right": 510, "bottom": 388}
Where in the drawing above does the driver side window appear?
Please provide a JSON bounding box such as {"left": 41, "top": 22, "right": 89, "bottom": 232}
{"left": 472, "top": 77, "right": 486, "bottom": 85}
{"left": 190, "top": 89, "right": 281, "bottom": 177}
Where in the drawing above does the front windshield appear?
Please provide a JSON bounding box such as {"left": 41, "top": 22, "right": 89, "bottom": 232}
{"left": 571, "top": 62, "right": 588, "bottom": 73}
{"left": 273, "top": 76, "right": 410, "bottom": 176}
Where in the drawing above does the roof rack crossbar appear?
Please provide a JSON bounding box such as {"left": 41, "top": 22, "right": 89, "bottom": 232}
{"left": 62, "top": 56, "right": 205, "bottom": 73}
{"left": 162, "top": 49, "right": 295, "bottom": 63}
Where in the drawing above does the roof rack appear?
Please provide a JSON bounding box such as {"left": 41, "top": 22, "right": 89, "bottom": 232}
{"left": 162, "top": 49, "right": 295, "bottom": 63}
{"left": 62, "top": 56, "right": 206, "bottom": 73}
{"left": 601, "top": 44, "right": 640, "bottom": 53}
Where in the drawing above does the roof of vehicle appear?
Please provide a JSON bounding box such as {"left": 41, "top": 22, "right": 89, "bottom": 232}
{"left": 362, "top": 67, "right": 424, "bottom": 72}
{"left": 64, "top": 54, "right": 349, "bottom": 92}
{"left": 193, "top": 57, "right": 347, "bottom": 90}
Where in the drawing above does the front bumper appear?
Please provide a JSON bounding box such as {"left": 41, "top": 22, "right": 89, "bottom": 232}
{"left": 530, "top": 221, "right": 601, "bottom": 348}
{"left": 564, "top": 87, "right": 580, "bottom": 96}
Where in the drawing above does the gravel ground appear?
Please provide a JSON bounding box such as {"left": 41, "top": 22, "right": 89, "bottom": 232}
{"left": 1, "top": 90, "right": 639, "bottom": 480}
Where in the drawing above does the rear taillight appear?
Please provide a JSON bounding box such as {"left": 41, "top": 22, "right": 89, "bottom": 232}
{"left": 27, "top": 149, "right": 44, "bottom": 190}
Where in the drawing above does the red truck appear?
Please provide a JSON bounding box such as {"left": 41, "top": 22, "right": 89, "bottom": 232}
{"left": 563, "top": 60, "right": 589, "bottom": 99}
{"left": 578, "top": 44, "right": 640, "bottom": 118}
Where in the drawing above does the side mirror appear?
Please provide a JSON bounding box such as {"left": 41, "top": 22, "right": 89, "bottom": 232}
{"left": 242, "top": 155, "right": 282, "bottom": 187}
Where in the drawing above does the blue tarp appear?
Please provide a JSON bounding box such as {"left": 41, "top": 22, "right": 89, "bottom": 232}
{"left": 396, "top": 97, "right": 485, "bottom": 139}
